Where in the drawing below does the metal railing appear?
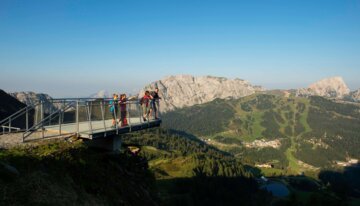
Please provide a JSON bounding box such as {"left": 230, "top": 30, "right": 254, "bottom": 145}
{"left": 1, "top": 102, "right": 41, "bottom": 134}
{"left": 0, "top": 98, "right": 161, "bottom": 142}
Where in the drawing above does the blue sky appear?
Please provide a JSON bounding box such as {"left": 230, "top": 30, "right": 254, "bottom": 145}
{"left": 0, "top": 0, "right": 359, "bottom": 97}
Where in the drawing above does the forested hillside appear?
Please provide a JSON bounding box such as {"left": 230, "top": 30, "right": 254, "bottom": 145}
{"left": 162, "top": 94, "right": 360, "bottom": 172}
{"left": 122, "top": 129, "right": 253, "bottom": 178}
{"left": 121, "top": 129, "right": 358, "bottom": 205}
{"left": 1, "top": 127, "right": 357, "bottom": 205}
{"left": 0, "top": 130, "right": 273, "bottom": 205}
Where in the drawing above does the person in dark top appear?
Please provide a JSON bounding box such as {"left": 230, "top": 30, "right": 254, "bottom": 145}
{"left": 141, "top": 91, "right": 152, "bottom": 121}
{"left": 150, "top": 88, "right": 161, "bottom": 119}
{"left": 119, "top": 94, "right": 128, "bottom": 127}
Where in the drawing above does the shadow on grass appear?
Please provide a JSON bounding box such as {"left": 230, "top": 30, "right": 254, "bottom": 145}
{"left": 157, "top": 175, "right": 271, "bottom": 206}
{"left": 319, "top": 163, "right": 360, "bottom": 199}
{"left": 0, "top": 142, "right": 159, "bottom": 205}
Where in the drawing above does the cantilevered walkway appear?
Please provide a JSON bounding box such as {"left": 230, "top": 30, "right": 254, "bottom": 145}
{"left": 0, "top": 98, "right": 161, "bottom": 145}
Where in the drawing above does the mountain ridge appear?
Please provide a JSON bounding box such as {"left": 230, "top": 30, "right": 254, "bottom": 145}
{"left": 296, "top": 76, "right": 350, "bottom": 99}
{"left": 139, "top": 74, "right": 264, "bottom": 112}
{"left": 3, "top": 75, "right": 359, "bottom": 114}
{"left": 9, "top": 91, "right": 60, "bottom": 113}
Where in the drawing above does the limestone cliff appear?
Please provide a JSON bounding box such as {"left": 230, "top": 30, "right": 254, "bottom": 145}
{"left": 9, "top": 91, "right": 60, "bottom": 113}
{"left": 140, "top": 75, "right": 264, "bottom": 112}
{"left": 296, "top": 77, "right": 350, "bottom": 99}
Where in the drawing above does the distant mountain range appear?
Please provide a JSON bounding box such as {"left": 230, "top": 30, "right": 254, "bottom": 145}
{"left": 140, "top": 75, "right": 359, "bottom": 112}
{"left": 2, "top": 75, "right": 360, "bottom": 114}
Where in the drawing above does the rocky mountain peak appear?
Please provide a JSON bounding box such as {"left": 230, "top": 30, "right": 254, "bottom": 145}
{"left": 349, "top": 89, "right": 360, "bottom": 102}
{"left": 139, "top": 75, "right": 264, "bottom": 112}
{"left": 9, "top": 91, "right": 59, "bottom": 113}
{"left": 296, "top": 76, "right": 350, "bottom": 98}
{"left": 90, "top": 90, "right": 110, "bottom": 98}
{"left": 10, "top": 91, "right": 53, "bottom": 105}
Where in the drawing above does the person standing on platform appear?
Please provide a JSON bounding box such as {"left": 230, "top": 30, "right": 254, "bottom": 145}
{"left": 119, "top": 94, "right": 128, "bottom": 127}
{"left": 141, "top": 91, "right": 152, "bottom": 121}
{"left": 150, "top": 88, "right": 161, "bottom": 119}
{"left": 109, "top": 94, "right": 119, "bottom": 128}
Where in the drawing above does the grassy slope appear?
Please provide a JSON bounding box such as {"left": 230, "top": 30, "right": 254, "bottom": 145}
{"left": 285, "top": 99, "right": 303, "bottom": 173}
{"left": 0, "top": 141, "right": 158, "bottom": 205}
{"left": 286, "top": 98, "right": 316, "bottom": 174}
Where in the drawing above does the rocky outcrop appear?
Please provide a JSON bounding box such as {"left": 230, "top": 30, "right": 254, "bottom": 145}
{"left": 9, "top": 92, "right": 60, "bottom": 113}
{"left": 348, "top": 89, "right": 360, "bottom": 102}
{"left": 10, "top": 92, "right": 52, "bottom": 106}
{"left": 296, "top": 76, "right": 350, "bottom": 99}
{"left": 140, "top": 75, "right": 264, "bottom": 112}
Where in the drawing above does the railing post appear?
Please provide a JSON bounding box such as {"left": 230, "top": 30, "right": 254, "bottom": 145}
{"left": 48, "top": 101, "right": 52, "bottom": 126}
{"left": 59, "top": 110, "right": 62, "bottom": 136}
{"left": 100, "top": 101, "right": 107, "bottom": 137}
{"left": 34, "top": 105, "right": 38, "bottom": 125}
{"left": 86, "top": 102, "right": 93, "bottom": 136}
{"left": 41, "top": 101, "right": 44, "bottom": 138}
{"left": 62, "top": 100, "right": 65, "bottom": 123}
{"left": 138, "top": 102, "right": 142, "bottom": 124}
{"left": 115, "top": 104, "right": 118, "bottom": 135}
{"left": 127, "top": 101, "right": 131, "bottom": 132}
{"left": 8, "top": 117, "right": 11, "bottom": 133}
{"left": 26, "top": 106, "right": 29, "bottom": 130}
{"left": 76, "top": 100, "right": 79, "bottom": 136}
{"left": 41, "top": 101, "right": 44, "bottom": 121}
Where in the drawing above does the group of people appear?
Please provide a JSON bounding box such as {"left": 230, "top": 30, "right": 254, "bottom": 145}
{"left": 140, "top": 88, "right": 161, "bottom": 121}
{"left": 109, "top": 93, "right": 130, "bottom": 128}
{"left": 109, "top": 88, "right": 161, "bottom": 128}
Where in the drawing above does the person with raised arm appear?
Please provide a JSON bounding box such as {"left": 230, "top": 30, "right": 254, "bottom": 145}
{"left": 150, "top": 88, "right": 161, "bottom": 119}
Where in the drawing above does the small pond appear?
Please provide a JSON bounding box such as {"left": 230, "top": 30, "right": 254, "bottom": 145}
{"left": 261, "top": 181, "right": 290, "bottom": 197}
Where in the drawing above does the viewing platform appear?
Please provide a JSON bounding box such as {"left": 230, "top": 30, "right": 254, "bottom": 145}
{"left": 44, "top": 118, "right": 161, "bottom": 139}
{"left": 0, "top": 98, "right": 162, "bottom": 149}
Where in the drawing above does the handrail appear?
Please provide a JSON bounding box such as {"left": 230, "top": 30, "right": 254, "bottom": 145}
{"left": 1, "top": 97, "right": 161, "bottom": 141}
{"left": 51, "top": 97, "right": 139, "bottom": 101}
{"left": 1, "top": 126, "right": 21, "bottom": 135}
{"left": 0, "top": 104, "right": 37, "bottom": 125}
{"left": 0, "top": 99, "right": 86, "bottom": 125}
{"left": 22, "top": 101, "right": 74, "bottom": 140}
